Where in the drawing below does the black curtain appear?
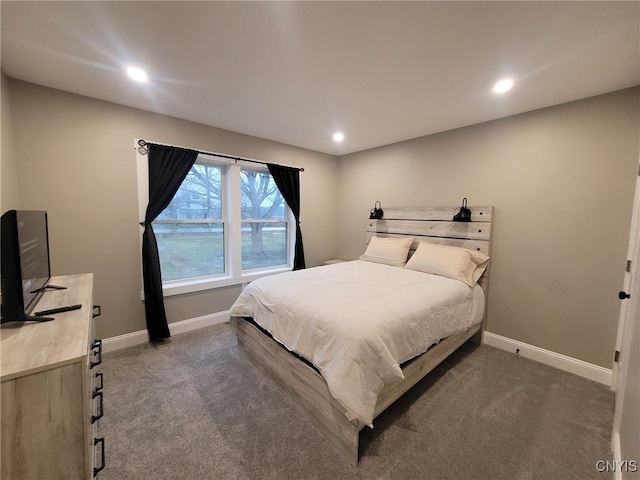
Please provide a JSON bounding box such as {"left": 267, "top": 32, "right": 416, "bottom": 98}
{"left": 142, "top": 144, "right": 198, "bottom": 341}
{"left": 267, "top": 164, "right": 306, "bottom": 270}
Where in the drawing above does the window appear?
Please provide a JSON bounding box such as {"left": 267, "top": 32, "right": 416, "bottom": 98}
{"left": 240, "top": 169, "right": 288, "bottom": 271}
{"left": 153, "top": 164, "right": 225, "bottom": 282}
{"left": 136, "top": 146, "right": 294, "bottom": 296}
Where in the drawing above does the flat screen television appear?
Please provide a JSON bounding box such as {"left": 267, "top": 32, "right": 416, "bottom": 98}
{"left": 1, "top": 210, "right": 55, "bottom": 322}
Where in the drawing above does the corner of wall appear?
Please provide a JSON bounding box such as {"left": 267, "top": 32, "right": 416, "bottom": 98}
{"left": 1, "top": 72, "right": 21, "bottom": 213}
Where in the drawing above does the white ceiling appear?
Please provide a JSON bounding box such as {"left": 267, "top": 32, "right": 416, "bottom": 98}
{"left": 2, "top": 1, "right": 639, "bottom": 156}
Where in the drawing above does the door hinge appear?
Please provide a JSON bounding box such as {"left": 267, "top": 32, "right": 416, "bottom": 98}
{"left": 614, "top": 350, "right": 621, "bottom": 363}
{"left": 626, "top": 260, "right": 632, "bottom": 272}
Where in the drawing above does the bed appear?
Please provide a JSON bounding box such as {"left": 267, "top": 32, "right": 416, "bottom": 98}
{"left": 229, "top": 205, "right": 494, "bottom": 463}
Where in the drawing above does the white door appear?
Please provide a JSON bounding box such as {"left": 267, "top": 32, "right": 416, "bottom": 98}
{"left": 613, "top": 271, "right": 640, "bottom": 479}
{"left": 612, "top": 161, "right": 640, "bottom": 479}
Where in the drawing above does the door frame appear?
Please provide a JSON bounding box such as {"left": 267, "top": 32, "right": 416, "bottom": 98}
{"left": 611, "top": 155, "right": 640, "bottom": 478}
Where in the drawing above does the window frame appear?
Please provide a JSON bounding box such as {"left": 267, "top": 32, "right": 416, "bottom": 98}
{"left": 136, "top": 140, "right": 294, "bottom": 297}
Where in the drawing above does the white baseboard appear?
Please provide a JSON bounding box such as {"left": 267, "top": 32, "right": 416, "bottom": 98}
{"left": 482, "top": 331, "right": 612, "bottom": 386}
{"left": 102, "top": 310, "right": 230, "bottom": 353}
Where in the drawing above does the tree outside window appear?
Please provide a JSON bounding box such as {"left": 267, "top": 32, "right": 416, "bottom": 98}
{"left": 240, "top": 169, "right": 287, "bottom": 270}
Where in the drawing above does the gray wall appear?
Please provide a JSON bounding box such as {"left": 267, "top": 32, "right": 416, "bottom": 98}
{"left": 4, "top": 79, "right": 339, "bottom": 340}
{"left": 337, "top": 87, "right": 640, "bottom": 368}
{"left": 1, "top": 72, "right": 20, "bottom": 211}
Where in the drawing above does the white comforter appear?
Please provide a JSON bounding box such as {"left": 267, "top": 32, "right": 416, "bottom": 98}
{"left": 229, "top": 260, "right": 485, "bottom": 426}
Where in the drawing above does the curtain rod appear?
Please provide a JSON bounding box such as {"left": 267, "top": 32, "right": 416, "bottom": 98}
{"left": 137, "top": 139, "right": 304, "bottom": 172}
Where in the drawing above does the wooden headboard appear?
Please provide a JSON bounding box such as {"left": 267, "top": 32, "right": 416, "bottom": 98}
{"left": 366, "top": 205, "right": 494, "bottom": 289}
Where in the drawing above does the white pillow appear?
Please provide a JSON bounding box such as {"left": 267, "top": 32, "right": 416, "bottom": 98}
{"left": 404, "top": 242, "right": 489, "bottom": 286}
{"left": 360, "top": 236, "right": 415, "bottom": 267}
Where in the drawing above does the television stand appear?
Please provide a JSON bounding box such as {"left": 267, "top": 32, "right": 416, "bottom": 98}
{"left": 1, "top": 273, "right": 104, "bottom": 479}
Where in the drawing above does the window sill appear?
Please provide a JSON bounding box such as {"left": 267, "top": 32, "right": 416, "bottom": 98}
{"left": 140, "top": 266, "right": 292, "bottom": 300}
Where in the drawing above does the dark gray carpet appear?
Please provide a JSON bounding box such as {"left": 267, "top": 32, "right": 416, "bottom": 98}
{"left": 99, "top": 322, "right": 614, "bottom": 479}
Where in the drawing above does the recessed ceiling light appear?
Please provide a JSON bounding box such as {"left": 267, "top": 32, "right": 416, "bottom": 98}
{"left": 333, "top": 132, "right": 344, "bottom": 142}
{"left": 126, "top": 66, "right": 148, "bottom": 83}
{"left": 493, "top": 78, "right": 514, "bottom": 94}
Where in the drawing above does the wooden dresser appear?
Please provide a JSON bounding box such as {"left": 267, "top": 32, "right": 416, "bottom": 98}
{"left": 1, "top": 273, "right": 104, "bottom": 479}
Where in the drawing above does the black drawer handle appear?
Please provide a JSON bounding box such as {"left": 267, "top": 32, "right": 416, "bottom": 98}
{"left": 93, "top": 437, "right": 105, "bottom": 477}
{"left": 90, "top": 339, "right": 102, "bottom": 369}
{"left": 92, "top": 305, "right": 102, "bottom": 318}
{"left": 93, "top": 372, "right": 104, "bottom": 394}
{"left": 91, "top": 390, "right": 104, "bottom": 424}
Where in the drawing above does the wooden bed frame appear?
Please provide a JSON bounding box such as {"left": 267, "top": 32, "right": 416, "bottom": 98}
{"left": 230, "top": 205, "right": 494, "bottom": 463}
